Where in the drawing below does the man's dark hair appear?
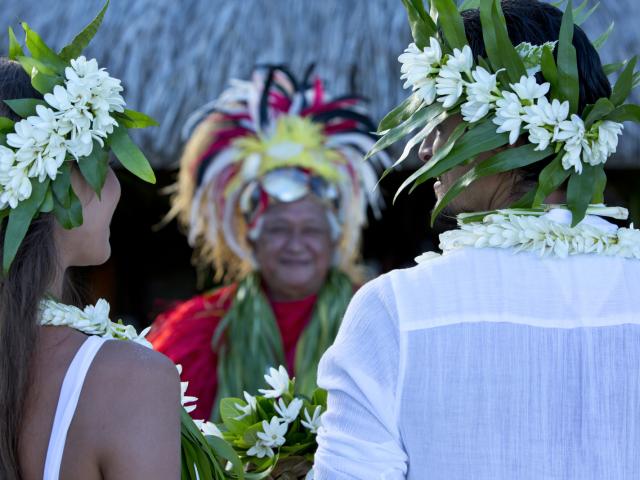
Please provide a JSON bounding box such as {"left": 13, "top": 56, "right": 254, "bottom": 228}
{"left": 0, "top": 58, "right": 41, "bottom": 121}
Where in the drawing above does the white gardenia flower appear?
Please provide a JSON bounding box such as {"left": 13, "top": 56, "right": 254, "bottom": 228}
{"left": 597, "top": 121, "right": 624, "bottom": 156}
{"left": 510, "top": 75, "right": 550, "bottom": 102}
{"left": 493, "top": 91, "right": 524, "bottom": 145}
{"left": 7, "top": 118, "right": 49, "bottom": 153}
{"left": 66, "top": 130, "right": 95, "bottom": 159}
{"left": 436, "top": 65, "right": 464, "bottom": 109}
{"left": 447, "top": 45, "right": 474, "bottom": 74}
{"left": 461, "top": 66, "right": 500, "bottom": 123}
{"left": 526, "top": 126, "right": 553, "bottom": 151}
{"left": 436, "top": 46, "right": 472, "bottom": 108}
{"left": 234, "top": 391, "right": 258, "bottom": 420}
{"left": 256, "top": 416, "right": 288, "bottom": 448}
{"left": 83, "top": 299, "right": 110, "bottom": 332}
{"left": 301, "top": 406, "right": 323, "bottom": 434}
{"left": 274, "top": 397, "right": 304, "bottom": 424}
{"left": 258, "top": 365, "right": 291, "bottom": 398}
{"left": 44, "top": 85, "right": 74, "bottom": 112}
{"left": 561, "top": 140, "right": 585, "bottom": 174}
{"left": 194, "top": 419, "right": 223, "bottom": 438}
{"left": 522, "top": 97, "right": 569, "bottom": 128}
{"left": 0, "top": 166, "right": 32, "bottom": 208}
{"left": 247, "top": 440, "right": 275, "bottom": 459}
{"left": 399, "top": 38, "right": 443, "bottom": 105}
{"left": 178, "top": 376, "right": 199, "bottom": 414}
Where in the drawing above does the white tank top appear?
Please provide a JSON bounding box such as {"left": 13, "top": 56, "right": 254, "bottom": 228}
{"left": 43, "top": 335, "right": 108, "bottom": 480}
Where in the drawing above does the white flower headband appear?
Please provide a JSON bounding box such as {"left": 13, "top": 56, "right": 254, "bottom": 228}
{"left": 0, "top": 0, "right": 157, "bottom": 272}
{"left": 368, "top": 0, "right": 640, "bottom": 227}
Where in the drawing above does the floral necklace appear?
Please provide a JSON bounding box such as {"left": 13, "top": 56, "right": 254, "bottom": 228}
{"left": 416, "top": 204, "right": 640, "bottom": 263}
{"left": 38, "top": 298, "right": 223, "bottom": 432}
{"left": 39, "top": 298, "right": 153, "bottom": 347}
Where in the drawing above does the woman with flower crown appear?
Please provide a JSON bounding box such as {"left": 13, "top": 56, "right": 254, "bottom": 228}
{"left": 315, "top": 0, "right": 640, "bottom": 478}
{"left": 148, "top": 65, "right": 389, "bottom": 422}
{"left": 0, "top": 8, "right": 183, "bottom": 480}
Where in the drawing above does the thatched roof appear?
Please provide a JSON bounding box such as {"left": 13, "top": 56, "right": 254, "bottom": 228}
{"left": 2, "top": 0, "right": 639, "bottom": 168}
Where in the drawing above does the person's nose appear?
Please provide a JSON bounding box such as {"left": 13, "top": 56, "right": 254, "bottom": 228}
{"left": 418, "top": 138, "right": 434, "bottom": 163}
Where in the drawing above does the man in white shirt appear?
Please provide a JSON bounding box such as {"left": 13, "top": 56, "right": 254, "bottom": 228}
{"left": 313, "top": 0, "right": 640, "bottom": 478}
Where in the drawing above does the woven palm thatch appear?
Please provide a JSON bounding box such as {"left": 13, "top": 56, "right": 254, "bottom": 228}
{"left": 1, "top": 0, "right": 638, "bottom": 168}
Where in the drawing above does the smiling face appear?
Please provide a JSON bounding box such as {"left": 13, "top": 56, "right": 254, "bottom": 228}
{"left": 251, "top": 196, "right": 337, "bottom": 301}
{"left": 419, "top": 114, "right": 519, "bottom": 215}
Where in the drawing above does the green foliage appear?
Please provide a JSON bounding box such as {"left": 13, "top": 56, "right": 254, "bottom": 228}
{"left": 114, "top": 109, "right": 160, "bottom": 129}
{"left": 4, "top": 98, "right": 46, "bottom": 118}
{"left": 532, "top": 153, "right": 571, "bottom": 207}
{"left": 380, "top": 109, "right": 451, "bottom": 183}
{"left": 294, "top": 270, "right": 352, "bottom": 396}
{"left": 557, "top": 0, "right": 580, "bottom": 113}
{"left": 583, "top": 97, "right": 615, "bottom": 128}
{"left": 3, "top": 179, "right": 49, "bottom": 273}
{"left": 21, "top": 22, "right": 66, "bottom": 74}
{"left": 59, "top": 0, "right": 110, "bottom": 61}
{"left": 573, "top": 0, "right": 599, "bottom": 26}
{"left": 592, "top": 166, "right": 607, "bottom": 204}
{"left": 53, "top": 187, "right": 83, "bottom": 229}
{"left": 217, "top": 374, "right": 326, "bottom": 477}
{"left": 8, "top": 27, "right": 24, "bottom": 60}
{"left": 213, "top": 270, "right": 351, "bottom": 415}
{"left": 567, "top": 165, "right": 597, "bottom": 226}
{"left": 593, "top": 21, "right": 614, "bottom": 50}
{"left": 480, "top": 0, "right": 526, "bottom": 83}
{"left": 401, "top": 0, "right": 438, "bottom": 49}
{"left": 395, "top": 118, "right": 509, "bottom": 200}
{"left": 541, "top": 47, "right": 560, "bottom": 98}
{"left": 78, "top": 143, "right": 109, "bottom": 198}
{"left": 0, "top": 117, "right": 15, "bottom": 133}
{"left": 433, "top": 0, "right": 468, "bottom": 50}
{"left": 604, "top": 104, "right": 640, "bottom": 123}
{"left": 431, "top": 144, "right": 553, "bottom": 224}
{"left": 610, "top": 56, "right": 638, "bottom": 107}
{"left": 458, "top": 0, "right": 481, "bottom": 11}
{"left": 180, "top": 408, "right": 241, "bottom": 479}
{"left": 367, "top": 102, "right": 445, "bottom": 161}
{"left": 52, "top": 162, "right": 72, "bottom": 208}
{"left": 110, "top": 126, "right": 156, "bottom": 184}
{"left": 378, "top": 93, "right": 424, "bottom": 133}
{"left": 30, "top": 71, "right": 63, "bottom": 96}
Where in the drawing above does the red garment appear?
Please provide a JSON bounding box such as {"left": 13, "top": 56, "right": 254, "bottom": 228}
{"left": 148, "top": 285, "right": 317, "bottom": 420}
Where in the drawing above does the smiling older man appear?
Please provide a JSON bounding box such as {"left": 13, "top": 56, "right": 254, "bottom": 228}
{"left": 148, "top": 65, "right": 388, "bottom": 421}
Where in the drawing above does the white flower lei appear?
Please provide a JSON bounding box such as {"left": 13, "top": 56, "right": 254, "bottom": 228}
{"left": 1, "top": 56, "right": 125, "bottom": 209}
{"left": 416, "top": 205, "right": 640, "bottom": 262}
{"left": 398, "top": 37, "right": 623, "bottom": 175}
{"left": 39, "top": 297, "right": 219, "bottom": 436}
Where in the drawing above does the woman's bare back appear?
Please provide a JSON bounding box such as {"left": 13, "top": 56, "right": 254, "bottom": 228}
{"left": 19, "top": 326, "right": 181, "bottom": 480}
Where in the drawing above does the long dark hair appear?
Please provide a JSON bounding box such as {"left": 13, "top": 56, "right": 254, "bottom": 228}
{"left": 0, "top": 58, "right": 80, "bottom": 479}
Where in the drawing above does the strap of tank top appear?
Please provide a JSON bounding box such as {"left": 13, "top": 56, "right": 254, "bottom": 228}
{"left": 43, "top": 335, "right": 108, "bottom": 480}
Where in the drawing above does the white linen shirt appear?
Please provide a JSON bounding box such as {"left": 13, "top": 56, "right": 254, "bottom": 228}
{"left": 314, "top": 234, "right": 640, "bottom": 479}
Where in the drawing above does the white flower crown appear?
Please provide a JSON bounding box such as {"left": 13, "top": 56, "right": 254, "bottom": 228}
{"left": 0, "top": 3, "right": 157, "bottom": 272}
{"left": 398, "top": 37, "right": 623, "bottom": 175}
{"left": 369, "top": 0, "right": 640, "bottom": 229}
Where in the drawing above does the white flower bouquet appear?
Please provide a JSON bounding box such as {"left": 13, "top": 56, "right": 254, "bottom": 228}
{"left": 217, "top": 366, "right": 325, "bottom": 480}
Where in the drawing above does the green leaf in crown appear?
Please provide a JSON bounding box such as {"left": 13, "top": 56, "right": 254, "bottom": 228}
{"left": 1, "top": 0, "right": 157, "bottom": 272}
{"left": 372, "top": 0, "right": 640, "bottom": 227}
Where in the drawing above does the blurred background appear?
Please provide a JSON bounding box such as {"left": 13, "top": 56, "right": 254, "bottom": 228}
{"left": 1, "top": 0, "right": 638, "bottom": 328}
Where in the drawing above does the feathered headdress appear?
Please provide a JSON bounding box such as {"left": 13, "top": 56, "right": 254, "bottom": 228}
{"left": 170, "top": 65, "right": 390, "bottom": 280}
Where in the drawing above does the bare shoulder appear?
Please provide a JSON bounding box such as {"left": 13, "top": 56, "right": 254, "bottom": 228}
{"left": 77, "top": 340, "right": 181, "bottom": 479}
{"left": 94, "top": 339, "right": 180, "bottom": 390}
